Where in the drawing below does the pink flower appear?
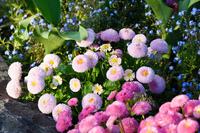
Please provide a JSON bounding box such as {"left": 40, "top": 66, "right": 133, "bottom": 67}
{"left": 6, "top": 80, "right": 21, "bottom": 99}
{"left": 84, "top": 50, "right": 98, "bottom": 68}
{"left": 52, "top": 103, "right": 72, "bottom": 122}
{"left": 132, "top": 101, "right": 152, "bottom": 115}
{"left": 127, "top": 41, "right": 148, "bottom": 58}
{"left": 27, "top": 76, "right": 45, "bottom": 94}
{"left": 170, "top": 94, "right": 189, "bottom": 108}
{"left": 39, "top": 62, "right": 53, "bottom": 76}
{"left": 160, "top": 124, "right": 177, "bottom": 133}
{"left": 69, "top": 78, "right": 81, "bottom": 92}
{"left": 148, "top": 75, "right": 166, "bottom": 94}
{"left": 159, "top": 102, "right": 180, "bottom": 113}
{"left": 183, "top": 100, "right": 200, "bottom": 117}
{"left": 81, "top": 105, "right": 96, "bottom": 115}
{"left": 122, "top": 82, "right": 140, "bottom": 93}
{"left": 38, "top": 93, "right": 57, "bottom": 114}
{"left": 137, "top": 116, "right": 158, "bottom": 133}
{"left": 111, "top": 49, "right": 123, "bottom": 58}
{"left": 78, "top": 112, "right": 91, "bottom": 122}
{"left": 72, "top": 55, "right": 91, "bottom": 73}
{"left": 94, "top": 111, "right": 109, "bottom": 123}
{"left": 67, "top": 129, "right": 80, "bottom": 133}
{"left": 193, "top": 105, "right": 200, "bottom": 118}
{"left": 150, "top": 38, "right": 168, "bottom": 53}
{"left": 136, "top": 66, "right": 155, "bottom": 84}
{"left": 109, "top": 55, "right": 121, "bottom": 66}
{"left": 8, "top": 62, "right": 22, "bottom": 80}
{"left": 107, "top": 90, "right": 117, "bottom": 101}
{"left": 96, "top": 52, "right": 105, "bottom": 60}
{"left": 68, "top": 98, "right": 78, "bottom": 106}
{"left": 106, "top": 66, "right": 124, "bottom": 81}
{"left": 119, "top": 117, "right": 139, "bottom": 133}
{"left": 132, "top": 34, "right": 147, "bottom": 43}
{"left": 133, "top": 81, "right": 146, "bottom": 95}
{"left": 88, "top": 126, "right": 105, "bottom": 133}
{"left": 116, "top": 90, "right": 133, "bottom": 102}
{"left": 43, "top": 54, "right": 61, "bottom": 68}
{"left": 101, "top": 28, "right": 120, "bottom": 42}
{"left": 56, "top": 111, "right": 73, "bottom": 132}
{"left": 177, "top": 118, "right": 199, "bottom": 133}
{"left": 89, "top": 44, "right": 99, "bottom": 51}
{"left": 105, "top": 125, "right": 120, "bottom": 133}
{"left": 79, "top": 115, "right": 100, "bottom": 133}
{"left": 119, "top": 28, "right": 135, "bottom": 40}
{"left": 139, "top": 125, "right": 161, "bottom": 133}
{"left": 76, "top": 30, "right": 95, "bottom": 47}
{"left": 82, "top": 93, "right": 103, "bottom": 112}
{"left": 28, "top": 66, "right": 46, "bottom": 80}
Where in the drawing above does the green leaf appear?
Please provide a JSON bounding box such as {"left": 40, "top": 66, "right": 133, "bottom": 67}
{"left": 145, "top": 0, "right": 173, "bottom": 24}
{"left": 32, "top": 0, "right": 61, "bottom": 25}
{"left": 103, "top": 80, "right": 119, "bottom": 89}
{"left": 24, "top": 0, "right": 37, "bottom": 14}
{"left": 83, "top": 81, "right": 93, "bottom": 95}
{"left": 56, "top": 64, "right": 75, "bottom": 75}
{"left": 18, "top": 15, "right": 36, "bottom": 30}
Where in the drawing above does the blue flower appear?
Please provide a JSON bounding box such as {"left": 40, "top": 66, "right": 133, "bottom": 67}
{"left": 0, "top": 18, "right": 3, "bottom": 23}
{"left": 173, "top": 57, "right": 179, "bottom": 63}
{"left": 109, "top": 1, "right": 112, "bottom": 4}
{"left": 169, "top": 66, "right": 173, "bottom": 70}
{"left": 10, "top": 24, "right": 14, "bottom": 30}
{"left": 181, "top": 88, "right": 186, "bottom": 92}
{"left": 186, "top": 93, "right": 192, "bottom": 98}
{"left": 178, "top": 59, "right": 182, "bottom": 64}
{"left": 149, "top": 30, "right": 153, "bottom": 34}
{"left": 171, "top": 15, "right": 175, "bottom": 19}
{"left": 4, "top": 50, "right": 9, "bottom": 55}
{"left": 182, "top": 82, "right": 186, "bottom": 87}
{"left": 197, "top": 50, "right": 200, "bottom": 55}
{"left": 19, "top": 53, "right": 23, "bottom": 59}
{"left": 172, "top": 88, "right": 175, "bottom": 92}
{"left": 193, "top": 79, "right": 196, "bottom": 82}
{"left": 9, "top": 35, "right": 14, "bottom": 41}
{"left": 8, "top": 55, "right": 12, "bottom": 60}
{"left": 12, "top": 50, "right": 18, "bottom": 55}
{"left": 135, "top": 23, "right": 140, "bottom": 27}
{"left": 176, "top": 20, "right": 180, "bottom": 25}
{"left": 30, "top": 62, "right": 36, "bottom": 67}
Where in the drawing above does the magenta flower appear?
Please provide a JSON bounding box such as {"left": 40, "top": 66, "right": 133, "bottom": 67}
{"left": 183, "top": 100, "right": 200, "bottom": 117}
{"left": 150, "top": 38, "right": 169, "bottom": 53}
{"left": 107, "top": 90, "right": 117, "bottom": 101}
{"left": 127, "top": 41, "right": 148, "bottom": 58}
{"left": 96, "top": 51, "right": 105, "bottom": 60}
{"left": 115, "top": 90, "right": 133, "bottom": 102}
{"left": 122, "top": 82, "right": 140, "bottom": 93}
{"left": 68, "top": 98, "right": 78, "bottom": 106}
{"left": 81, "top": 105, "right": 96, "bottom": 115}
{"left": 137, "top": 116, "right": 158, "bottom": 133}
{"left": 105, "top": 125, "right": 120, "bottom": 133}
{"left": 67, "top": 129, "right": 80, "bottom": 133}
{"left": 94, "top": 111, "right": 109, "bottom": 123}
{"left": 136, "top": 66, "right": 155, "bottom": 84}
{"left": 72, "top": 55, "right": 91, "bottom": 73}
{"left": 106, "top": 66, "right": 124, "bottom": 81}
{"left": 56, "top": 111, "right": 73, "bottom": 132}
{"left": 159, "top": 102, "right": 180, "bottom": 113}
{"left": 148, "top": 75, "right": 166, "bottom": 94}
{"left": 101, "top": 28, "right": 120, "bottom": 42}
{"left": 160, "top": 124, "right": 177, "bottom": 133}
{"left": 38, "top": 93, "right": 57, "bottom": 114}
{"left": 119, "top": 28, "right": 135, "bottom": 40}
{"left": 177, "top": 118, "right": 199, "bottom": 133}
{"left": 132, "top": 101, "right": 152, "bottom": 115}
{"left": 8, "top": 62, "right": 22, "bottom": 80}
{"left": 6, "top": 79, "right": 21, "bottom": 99}
{"left": 119, "top": 117, "right": 139, "bottom": 133}
{"left": 171, "top": 94, "right": 189, "bottom": 108}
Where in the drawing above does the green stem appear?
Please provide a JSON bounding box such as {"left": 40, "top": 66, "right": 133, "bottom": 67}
{"left": 181, "top": 106, "right": 185, "bottom": 119}
{"left": 75, "top": 106, "right": 80, "bottom": 114}
{"left": 119, "top": 117, "right": 125, "bottom": 133}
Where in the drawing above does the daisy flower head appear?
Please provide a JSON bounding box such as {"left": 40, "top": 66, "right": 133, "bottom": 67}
{"left": 119, "top": 117, "right": 139, "bottom": 133}
{"left": 84, "top": 50, "right": 98, "bottom": 68}
{"left": 79, "top": 115, "right": 100, "bottom": 133}
{"left": 193, "top": 105, "right": 200, "bottom": 118}
{"left": 132, "top": 101, "right": 152, "bottom": 115}
{"left": 100, "top": 28, "right": 120, "bottom": 42}
{"left": 137, "top": 116, "right": 158, "bottom": 133}
{"left": 92, "top": 83, "right": 103, "bottom": 95}
{"left": 94, "top": 111, "right": 109, "bottom": 123}
{"left": 159, "top": 102, "right": 180, "bottom": 113}
{"left": 27, "top": 76, "right": 45, "bottom": 94}
{"left": 136, "top": 66, "right": 155, "bottom": 84}
{"left": 82, "top": 93, "right": 103, "bottom": 112}
{"left": 139, "top": 125, "right": 161, "bottom": 133}
{"left": 100, "top": 43, "right": 112, "bottom": 52}
{"left": 171, "top": 94, "right": 189, "bottom": 108}
{"left": 107, "top": 90, "right": 117, "bottom": 101}
{"left": 52, "top": 103, "right": 72, "bottom": 122}
{"left": 133, "top": 81, "right": 146, "bottom": 95}
{"left": 127, "top": 41, "right": 148, "bottom": 58}
{"left": 38, "top": 93, "right": 57, "bottom": 114}
{"left": 160, "top": 124, "right": 177, "bottom": 133}
{"left": 89, "top": 44, "right": 100, "bottom": 51}
{"left": 105, "top": 125, "right": 120, "bottom": 133}
{"left": 43, "top": 54, "right": 61, "bottom": 68}
{"left": 88, "top": 126, "right": 105, "bottom": 133}
{"left": 67, "top": 129, "right": 80, "bottom": 133}
{"left": 52, "top": 75, "right": 62, "bottom": 86}
{"left": 122, "top": 82, "right": 140, "bottom": 93}
{"left": 150, "top": 38, "right": 169, "bottom": 53}
{"left": 116, "top": 90, "right": 133, "bottom": 102}
{"left": 39, "top": 62, "right": 53, "bottom": 76}
{"left": 72, "top": 54, "right": 91, "bottom": 73}
{"left": 109, "top": 55, "right": 121, "bottom": 66}
{"left": 69, "top": 78, "right": 81, "bottom": 92}
{"left": 68, "top": 98, "right": 78, "bottom": 106}
{"left": 111, "top": 49, "right": 123, "bottom": 58}
{"left": 132, "top": 34, "right": 147, "bottom": 43}
{"left": 119, "top": 28, "right": 135, "bottom": 40}
{"left": 123, "top": 69, "right": 135, "bottom": 81}
{"left": 96, "top": 51, "right": 105, "bottom": 60}
{"left": 8, "top": 62, "right": 22, "bottom": 80}
{"left": 177, "top": 118, "right": 199, "bottom": 133}
{"left": 28, "top": 66, "right": 46, "bottom": 80}
{"left": 183, "top": 100, "right": 200, "bottom": 117}
{"left": 6, "top": 80, "right": 21, "bottom": 99}
{"left": 106, "top": 66, "right": 124, "bottom": 81}
{"left": 76, "top": 30, "right": 95, "bottom": 47}
{"left": 148, "top": 75, "right": 166, "bottom": 94}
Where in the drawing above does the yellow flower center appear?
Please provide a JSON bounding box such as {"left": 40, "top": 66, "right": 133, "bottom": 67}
{"left": 89, "top": 98, "right": 94, "bottom": 102}
{"left": 96, "top": 87, "right": 101, "bottom": 92}
{"left": 56, "top": 78, "right": 59, "bottom": 82}
{"left": 137, "top": 38, "right": 142, "bottom": 41}
{"left": 127, "top": 73, "right": 132, "bottom": 77}
{"left": 32, "top": 81, "right": 36, "bottom": 86}
{"left": 44, "top": 66, "right": 48, "bottom": 71}
{"left": 74, "top": 82, "right": 78, "bottom": 87}
{"left": 104, "top": 45, "right": 108, "bottom": 49}
{"left": 58, "top": 110, "right": 62, "bottom": 115}
{"left": 147, "top": 130, "right": 154, "bottom": 133}
{"left": 185, "top": 124, "right": 190, "bottom": 127}
{"left": 112, "top": 69, "right": 117, "bottom": 74}
{"left": 198, "top": 110, "right": 200, "bottom": 114}
{"left": 145, "top": 122, "right": 150, "bottom": 126}
{"left": 113, "top": 58, "right": 118, "bottom": 63}
{"left": 50, "top": 61, "right": 54, "bottom": 65}
{"left": 43, "top": 100, "right": 46, "bottom": 105}
{"left": 142, "top": 71, "right": 148, "bottom": 76}
{"left": 78, "top": 59, "right": 83, "bottom": 64}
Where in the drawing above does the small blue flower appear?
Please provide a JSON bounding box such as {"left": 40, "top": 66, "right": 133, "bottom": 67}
{"left": 176, "top": 20, "right": 180, "bottom": 25}
{"left": 197, "top": 50, "right": 200, "bottom": 55}
{"left": 169, "top": 66, "right": 173, "bottom": 70}
{"left": 9, "top": 35, "right": 14, "bottom": 41}
{"left": 12, "top": 50, "right": 18, "bottom": 55}
{"left": 135, "top": 23, "right": 140, "bottom": 27}
{"left": 171, "top": 15, "right": 175, "bottom": 19}
{"left": 4, "top": 50, "right": 9, "bottom": 55}
{"left": 173, "top": 57, "right": 179, "bottom": 63}
{"left": 149, "top": 30, "right": 153, "bottom": 34}
{"left": 8, "top": 55, "right": 12, "bottom": 60}
{"left": 182, "top": 82, "right": 186, "bottom": 87}
{"left": 172, "top": 88, "right": 175, "bottom": 92}
{"left": 193, "top": 79, "right": 196, "bottom": 82}
{"left": 186, "top": 93, "right": 192, "bottom": 98}
{"left": 30, "top": 62, "right": 36, "bottom": 67}
{"left": 10, "top": 24, "right": 14, "bottom": 30}
{"left": 0, "top": 18, "right": 3, "bottom": 23}
{"left": 181, "top": 88, "right": 186, "bottom": 92}
{"left": 109, "top": 1, "right": 112, "bottom": 4}
{"left": 19, "top": 53, "right": 23, "bottom": 59}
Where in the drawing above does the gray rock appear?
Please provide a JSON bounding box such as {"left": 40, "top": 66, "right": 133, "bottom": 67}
{"left": 0, "top": 55, "right": 9, "bottom": 81}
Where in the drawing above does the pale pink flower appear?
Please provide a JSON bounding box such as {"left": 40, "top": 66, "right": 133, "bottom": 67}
{"left": 171, "top": 94, "right": 189, "bottom": 108}
{"left": 111, "top": 49, "right": 123, "bottom": 58}
{"left": 193, "top": 105, "right": 200, "bottom": 118}
{"left": 27, "top": 76, "right": 45, "bottom": 94}
{"left": 159, "top": 102, "right": 180, "bottom": 113}
{"left": 43, "top": 54, "right": 61, "bottom": 68}
{"left": 84, "top": 50, "right": 98, "bottom": 68}
{"left": 67, "top": 129, "right": 80, "bottom": 133}
{"left": 76, "top": 30, "right": 95, "bottom": 47}
{"left": 132, "top": 34, "right": 147, "bottom": 43}
{"left": 183, "top": 100, "right": 200, "bottom": 117}
{"left": 6, "top": 80, "right": 21, "bottom": 99}
{"left": 148, "top": 75, "right": 166, "bottom": 94}
{"left": 106, "top": 66, "right": 124, "bottom": 81}
{"left": 8, "top": 62, "right": 22, "bottom": 80}
{"left": 38, "top": 93, "right": 57, "bottom": 114}
{"left": 150, "top": 38, "right": 169, "bottom": 53}
{"left": 28, "top": 66, "right": 46, "bottom": 80}
{"left": 39, "top": 62, "right": 53, "bottom": 76}
{"left": 119, "top": 28, "right": 135, "bottom": 40}
{"left": 123, "top": 69, "right": 135, "bottom": 81}
{"left": 137, "top": 116, "right": 158, "bottom": 133}
{"left": 128, "top": 41, "right": 148, "bottom": 58}
{"left": 136, "top": 66, "right": 155, "bottom": 84}
{"left": 69, "top": 78, "right": 81, "bottom": 92}
{"left": 72, "top": 55, "right": 91, "bottom": 73}
{"left": 101, "top": 29, "right": 120, "bottom": 42}
{"left": 160, "top": 124, "right": 177, "bottom": 133}
{"left": 88, "top": 126, "right": 105, "bottom": 133}
{"left": 109, "top": 55, "right": 121, "bottom": 66}
{"left": 177, "top": 118, "right": 199, "bottom": 133}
